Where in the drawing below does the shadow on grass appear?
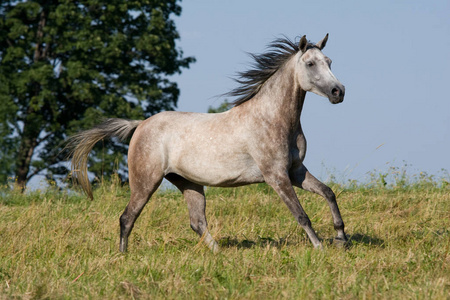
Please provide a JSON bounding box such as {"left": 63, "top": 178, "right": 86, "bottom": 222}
{"left": 218, "top": 233, "right": 385, "bottom": 250}
{"left": 218, "top": 236, "right": 300, "bottom": 249}
{"left": 345, "top": 233, "right": 386, "bottom": 247}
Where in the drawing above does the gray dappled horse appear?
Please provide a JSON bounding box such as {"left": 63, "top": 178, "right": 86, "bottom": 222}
{"left": 67, "top": 34, "right": 348, "bottom": 252}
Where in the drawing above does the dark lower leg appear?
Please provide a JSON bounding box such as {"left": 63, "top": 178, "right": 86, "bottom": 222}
{"left": 119, "top": 204, "right": 141, "bottom": 252}
{"left": 323, "top": 187, "right": 347, "bottom": 241}
{"left": 295, "top": 169, "right": 347, "bottom": 241}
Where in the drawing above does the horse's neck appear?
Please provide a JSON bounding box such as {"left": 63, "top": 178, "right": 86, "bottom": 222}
{"left": 246, "top": 63, "right": 306, "bottom": 132}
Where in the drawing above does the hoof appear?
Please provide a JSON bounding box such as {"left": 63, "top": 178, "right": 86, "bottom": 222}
{"left": 333, "top": 237, "right": 351, "bottom": 248}
{"left": 203, "top": 236, "right": 220, "bottom": 254}
{"left": 211, "top": 246, "right": 220, "bottom": 254}
{"left": 209, "top": 242, "right": 220, "bottom": 254}
{"left": 314, "top": 243, "right": 324, "bottom": 250}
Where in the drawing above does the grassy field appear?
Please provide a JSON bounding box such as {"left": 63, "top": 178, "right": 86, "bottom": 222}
{"left": 0, "top": 177, "right": 449, "bottom": 299}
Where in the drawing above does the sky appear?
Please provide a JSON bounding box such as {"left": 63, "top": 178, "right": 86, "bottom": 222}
{"left": 170, "top": 0, "right": 450, "bottom": 183}
{"left": 28, "top": 0, "right": 449, "bottom": 189}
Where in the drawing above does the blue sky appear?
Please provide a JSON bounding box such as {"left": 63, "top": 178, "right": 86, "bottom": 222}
{"left": 171, "top": 0, "right": 450, "bottom": 183}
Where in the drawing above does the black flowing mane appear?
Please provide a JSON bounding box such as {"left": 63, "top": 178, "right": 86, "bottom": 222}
{"left": 227, "top": 36, "right": 316, "bottom": 106}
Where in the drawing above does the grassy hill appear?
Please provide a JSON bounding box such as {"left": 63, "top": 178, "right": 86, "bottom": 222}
{"left": 0, "top": 177, "right": 448, "bottom": 299}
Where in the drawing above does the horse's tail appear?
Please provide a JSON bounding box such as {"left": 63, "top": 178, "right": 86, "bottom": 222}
{"left": 66, "top": 118, "right": 142, "bottom": 200}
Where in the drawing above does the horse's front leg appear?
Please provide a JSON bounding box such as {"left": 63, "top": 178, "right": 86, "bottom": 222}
{"left": 290, "top": 164, "right": 348, "bottom": 245}
{"left": 264, "top": 171, "right": 323, "bottom": 249}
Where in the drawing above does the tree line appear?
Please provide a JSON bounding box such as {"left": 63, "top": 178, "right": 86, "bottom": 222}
{"left": 0, "top": 0, "right": 194, "bottom": 188}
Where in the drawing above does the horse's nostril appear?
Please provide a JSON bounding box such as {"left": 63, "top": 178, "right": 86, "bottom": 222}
{"left": 332, "top": 87, "right": 340, "bottom": 96}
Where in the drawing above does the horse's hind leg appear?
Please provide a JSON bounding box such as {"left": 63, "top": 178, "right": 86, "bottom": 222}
{"left": 166, "top": 174, "right": 219, "bottom": 253}
{"left": 291, "top": 165, "right": 348, "bottom": 245}
{"left": 119, "top": 174, "right": 163, "bottom": 253}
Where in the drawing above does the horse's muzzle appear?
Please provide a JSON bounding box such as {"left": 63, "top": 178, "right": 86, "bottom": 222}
{"left": 329, "top": 85, "right": 345, "bottom": 104}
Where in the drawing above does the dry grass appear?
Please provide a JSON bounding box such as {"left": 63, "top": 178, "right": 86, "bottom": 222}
{"left": 0, "top": 180, "right": 449, "bottom": 299}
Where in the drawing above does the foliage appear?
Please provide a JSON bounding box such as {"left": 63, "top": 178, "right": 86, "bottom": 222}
{"left": 0, "top": 177, "right": 448, "bottom": 299}
{"left": 0, "top": 0, "right": 194, "bottom": 186}
{"left": 208, "top": 99, "right": 231, "bottom": 113}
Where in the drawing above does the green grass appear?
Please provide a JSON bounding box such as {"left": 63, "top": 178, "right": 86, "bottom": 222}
{"left": 0, "top": 179, "right": 449, "bottom": 299}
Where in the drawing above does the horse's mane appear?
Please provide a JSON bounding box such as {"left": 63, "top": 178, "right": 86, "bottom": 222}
{"left": 227, "top": 36, "right": 316, "bottom": 106}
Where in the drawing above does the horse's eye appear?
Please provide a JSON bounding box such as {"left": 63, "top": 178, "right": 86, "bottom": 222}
{"left": 307, "top": 62, "right": 314, "bottom": 67}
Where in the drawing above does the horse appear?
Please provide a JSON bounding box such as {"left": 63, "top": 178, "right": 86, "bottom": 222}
{"left": 66, "top": 34, "right": 348, "bottom": 253}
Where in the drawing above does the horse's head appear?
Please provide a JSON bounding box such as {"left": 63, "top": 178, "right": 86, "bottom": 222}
{"left": 296, "top": 34, "right": 345, "bottom": 104}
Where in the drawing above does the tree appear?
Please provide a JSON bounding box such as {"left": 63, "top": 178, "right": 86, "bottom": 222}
{"left": 0, "top": 0, "right": 194, "bottom": 187}
{"left": 207, "top": 99, "right": 231, "bottom": 113}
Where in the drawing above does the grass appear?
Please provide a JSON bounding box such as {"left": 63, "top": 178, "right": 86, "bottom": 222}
{"left": 0, "top": 177, "right": 449, "bottom": 299}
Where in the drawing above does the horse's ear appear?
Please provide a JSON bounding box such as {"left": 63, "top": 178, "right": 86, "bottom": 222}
{"left": 316, "top": 33, "right": 329, "bottom": 50}
{"left": 299, "top": 35, "right": 308, "bottom": 53}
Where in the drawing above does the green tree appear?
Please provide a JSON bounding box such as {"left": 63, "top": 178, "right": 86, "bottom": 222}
{"left": 207, "top": 99, "right": 231, "bottom": 113}
{"left": 0, "top": 0, "right": 194, "bottom": 187}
